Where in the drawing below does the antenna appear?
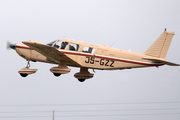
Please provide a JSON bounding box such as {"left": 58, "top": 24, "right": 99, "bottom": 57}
{"left": 110, "top": 40, "right": 119, "bottom": 47}
{"left": 128, "top": 48, "right": 132, "bottom": 52}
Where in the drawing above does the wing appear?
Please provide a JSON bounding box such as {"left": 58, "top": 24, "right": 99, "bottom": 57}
{"left": 23, "top": 41, "right": 81, "bottom": 67}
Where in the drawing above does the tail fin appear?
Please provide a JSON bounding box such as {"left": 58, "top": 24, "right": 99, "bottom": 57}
{"left": 144, "top": 29, "right": 175, "bottom": 59}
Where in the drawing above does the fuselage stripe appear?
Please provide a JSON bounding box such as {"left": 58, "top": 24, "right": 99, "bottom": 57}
{"left": 16, "top": 45, "right": 31, "bottom": 49}
{"left": 59, "top": 50, "right": 164, "bottom": 66}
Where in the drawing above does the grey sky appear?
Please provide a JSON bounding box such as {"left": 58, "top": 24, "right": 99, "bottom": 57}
{"left": 1, "top": 0, "right": 180, "bottom": 120}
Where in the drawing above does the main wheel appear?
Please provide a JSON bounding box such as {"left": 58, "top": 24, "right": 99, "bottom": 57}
{"left": 53, "top": 73, "right": 61, "bottom": 77}
{"left": 20, "top": 73, "right": 28, "bottom": 77}
{"left": 78, "top": 79, "right": 86, "bottom": 82}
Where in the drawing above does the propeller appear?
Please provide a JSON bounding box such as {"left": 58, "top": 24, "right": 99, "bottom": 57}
{"left": 7, "top": 41, "right": 16, "bottom": 50}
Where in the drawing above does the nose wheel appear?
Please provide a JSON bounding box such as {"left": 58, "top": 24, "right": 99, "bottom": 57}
{"left": 18, "top": 61, "right": 38, "bottom": 77}
{"left": 20, "top": 73, "right": 28, "bottom": 77}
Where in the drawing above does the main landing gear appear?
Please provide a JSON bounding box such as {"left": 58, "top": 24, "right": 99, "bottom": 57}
{"left": 50, "top": 64, "right": 71, "bottom": 77}
{"left": 50, "top": 65, "right": 94, "bottom": 82}
{"left": 74, "top": 67, "right": 94, "bottom": 82}
{"left": 18, "top": 61, "right": 37, "bottom": 77}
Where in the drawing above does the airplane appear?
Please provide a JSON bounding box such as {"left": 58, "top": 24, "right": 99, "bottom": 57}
{"left": 7, "top": 29, "right": 179, "bottom": 82}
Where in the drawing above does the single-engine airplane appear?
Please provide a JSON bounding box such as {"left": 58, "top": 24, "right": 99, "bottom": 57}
{"left": 7, "top": 29, "right": 179, "bottom": 82}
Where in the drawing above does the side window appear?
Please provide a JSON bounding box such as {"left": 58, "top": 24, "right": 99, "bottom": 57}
{"left": 69, "top": 43, "right": 79, "bottom": 51}
{"left": 82, "top": 46, "right": 96, "bottom": 54}
{"left": 54, "top": 41, "right": 68, "bottom": 49}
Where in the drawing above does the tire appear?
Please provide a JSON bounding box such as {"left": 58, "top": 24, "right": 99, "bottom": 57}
{"left": 78, "top": 79, "right": 86, "bottom": 82}
{"left": 20, "top": 73, "right": 28, "bottom": 77}
{"left": 53, "top": 73, "right": 61, "bottom": 77}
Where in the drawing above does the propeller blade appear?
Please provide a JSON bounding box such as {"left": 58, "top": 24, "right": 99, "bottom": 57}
{"left": 7, "top": 41, "right": 16, "bottom": 50}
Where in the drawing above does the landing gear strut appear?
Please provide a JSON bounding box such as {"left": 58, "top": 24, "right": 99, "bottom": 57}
{"left": 26, "top": 61, "right": 30, "bottom": 68}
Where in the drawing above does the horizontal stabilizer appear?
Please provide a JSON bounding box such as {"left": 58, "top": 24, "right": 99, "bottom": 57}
{"left": 165, "top": 61, "right": 180, "bottom": 66}
{"left": 142, "top": 57, "right": 180, "bottom": 66}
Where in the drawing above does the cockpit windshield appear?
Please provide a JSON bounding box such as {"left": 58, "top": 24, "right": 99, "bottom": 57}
{"left": 54, "top": 40, "right": 69, "bottom": 49}
{"left": 47, "top": 40, "right": 57, "bottom": 46}
{"left": 47, "top": 40, "right": 69, "bottom": 50}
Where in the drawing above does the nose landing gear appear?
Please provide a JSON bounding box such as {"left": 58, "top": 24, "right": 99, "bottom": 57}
{"left": 18, "top": 61, "right": 38, "bottom": 77}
